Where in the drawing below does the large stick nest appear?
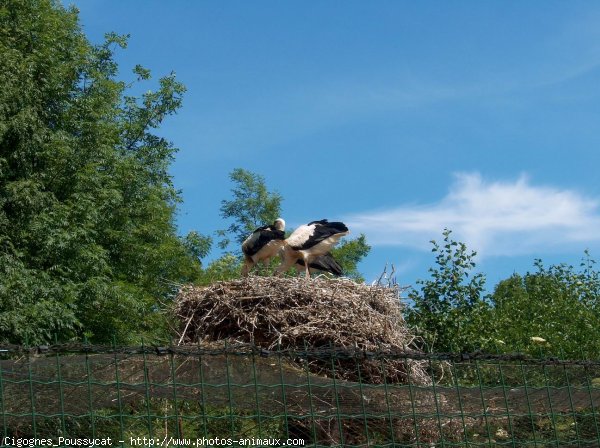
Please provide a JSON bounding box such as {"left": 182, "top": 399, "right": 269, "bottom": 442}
{"left": 174, "top": 275, "right": 429, "bottom": 385}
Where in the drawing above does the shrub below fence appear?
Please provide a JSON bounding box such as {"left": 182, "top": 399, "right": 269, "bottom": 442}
{"left": 1, "top": 344, "right": 600, "bottom": 447}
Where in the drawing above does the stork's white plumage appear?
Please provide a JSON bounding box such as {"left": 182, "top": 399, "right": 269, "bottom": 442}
{"left": 241, "top": 218, "right": 286, "bottom": 276}
{"left": 277, "top": 219, "right": 349, "bottom": 278}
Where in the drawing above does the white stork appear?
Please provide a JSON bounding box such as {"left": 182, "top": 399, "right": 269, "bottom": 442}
{"left": 241, "top": 218, "right": 286, "bottom": 276}
{"left": 295, "top": 253, "right": 344, "bottom": 276}
{"left": 277, "top": 219, "right": 349, "bottom": 278}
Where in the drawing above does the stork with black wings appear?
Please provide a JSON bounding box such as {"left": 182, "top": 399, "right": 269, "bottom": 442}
{"left": 277, "top": 219, "right": 349, "bottom": 278}
{"left": 241, "top": 218, "right": 286, "bottom": 276}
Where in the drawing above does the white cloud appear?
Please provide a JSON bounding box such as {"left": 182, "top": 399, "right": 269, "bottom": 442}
{"left": 346, "top": 173, "right": 600, "bottom": 257}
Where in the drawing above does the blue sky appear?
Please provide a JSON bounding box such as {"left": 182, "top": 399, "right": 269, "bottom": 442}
{"left": 69, "top": 1, "right": 600, "bottom": 289}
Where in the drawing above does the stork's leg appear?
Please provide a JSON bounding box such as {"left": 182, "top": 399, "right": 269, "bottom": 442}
{"left": 276, "top": 248, "right": 296, "bottom": 276}
{"left": 275, "top": 246, "right": 286, "bottom": 275}
{"left": 241, "top": 257, "right": 253, "bottom": 277}
{"left": 304, "top": 256, "right": 311, "bottom": 279}
{"left": 241, "top": 263, "right": 251, "bottom": 277}
{"left": 259, "top": 257, "right": 270, "bottom": 275}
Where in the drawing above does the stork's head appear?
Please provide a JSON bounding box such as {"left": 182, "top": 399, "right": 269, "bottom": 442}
{"left": 273, "top": 218, "right": 286, "bottom": 231}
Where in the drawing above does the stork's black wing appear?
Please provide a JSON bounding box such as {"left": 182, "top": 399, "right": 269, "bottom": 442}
{"left": 297, "top": 253, "right": 344, "bottom": 276}
{"left": 292, "top": 221, "right": 349, "bottom": 250}
{"left": 307, "top": 219, "right": 329, "bottom": 226}
{"left": 307, "top": 220, "right": 348, "bottom": 233}
{"left": 242, "top": 227, "right": 285, "bottom": 257}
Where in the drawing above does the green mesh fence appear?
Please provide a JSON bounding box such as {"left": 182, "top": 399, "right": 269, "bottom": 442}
{"left": 1, "top": 344, "right": 599, "bottom": 447}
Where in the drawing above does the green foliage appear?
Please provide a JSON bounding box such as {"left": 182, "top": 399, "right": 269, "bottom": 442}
{"left": 218, "top": 168, "right": 283, "bottom": 249}
{"left": 331, "top": 233, "right": 370, "bottom": 281}
{"left": 0, "top": 0, "right": 202, "bottom": 344}
{"left": 406, "top": 228, "right": 600, "bottom": 358}
{"left": 206, "top": 168, "right": 284, "bottom": 279}
{"left": 183, "top": 231, "right": 213, "bottom": 265}
{"left": 197, "top": 254, "right": 242, "bottom": 284}
{"left": 406, "top": 229, "right": 488, "bottom": 352}
{"left": 486, "top": 252, "right": 600, "bottom": 358}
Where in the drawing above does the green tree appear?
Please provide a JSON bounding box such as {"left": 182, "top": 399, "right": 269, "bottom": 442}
{"left": 202, "top": 168, "right": 284, "bottom": 281}
{"left": 218, "top": 168, "right": 283, "bottom": 249}
{"left": 331, "top": 234, "right": 370, "bottom": 281}
{"left": 197, "top": 253, "right": 242, "bottom": 284}
{"left": 0, "top": 0, "right": 203, "bottom": 344}
{"left": 183, "top": 231, "right": 213, "bottom": 266}
{"left": 488, "top": 254, "right": 600, "bottom": 358}
{"left": 406, "top": 229, "right": 488, "bottom": 352}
